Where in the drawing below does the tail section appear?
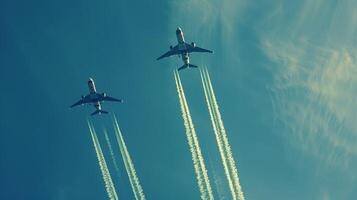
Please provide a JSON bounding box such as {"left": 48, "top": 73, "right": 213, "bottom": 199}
{"left": 178, "top": 64, "right": 199, "bottom": 71}
{"left": 91, "top": 109, "right": 109, "bottom": 116}
{"left": 189, "top": 64, "right": 198, "bottom": 69}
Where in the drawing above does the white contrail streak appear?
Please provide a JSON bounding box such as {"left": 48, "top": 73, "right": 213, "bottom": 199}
{"left": 210, "top": 159, "right": 226, "bottom": 200}
{"left": 176, "top": 71, "right": 214, "bottom": 200}
{"left": 204, "top": 68, "right": 245, "bottom": 200}
{"left": 200, "top": 69, "right": 237, "bottom": 200}
{"left": 118, "top": 124, "right": 145, "bottom": 200}
{"left": 112, "top": 118, "right": 138, "bottom": 200}
{"left": 104, "top": 129, "right": 121, "bottom": 176}
{"left": 113, "top": 121, "right": 138, "bottom": 200}
{"left": 174, "top": 72, "right": 208, "bottom": 200}
{"left": 113, "top": 116, "right": 146, "bottom": 200}
{"left": 88, "top": 122, "right": 119, "bottom": 200}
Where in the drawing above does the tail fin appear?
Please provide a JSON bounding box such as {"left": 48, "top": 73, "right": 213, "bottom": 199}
{"left": 178, "top": 64, "right": 199, "bottom": 71}
{"left": 91, "top": 109, "right": 109, "bottom": 116}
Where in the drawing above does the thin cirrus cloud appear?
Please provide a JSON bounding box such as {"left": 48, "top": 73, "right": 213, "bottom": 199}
{"left": 168, "top": 0, "right": 357, "bottom": 177}
{"left": 260, "top": 0, "right": 357, "bottom": 171}
{"left": 169, "top": 0, "right": 246, "bottom": 46}
{"left": 264, "top": 41, "right": 357, "bottom": 167}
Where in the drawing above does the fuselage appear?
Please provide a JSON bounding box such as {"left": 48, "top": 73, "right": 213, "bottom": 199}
{"left": 88, "top": 78, "right": 101, "bottom": 110}
{"left": 176, "top": 27, "right": 190, "bottom": 65}
{"left": 88, "top": 78, "right": 97, "bottom": 94}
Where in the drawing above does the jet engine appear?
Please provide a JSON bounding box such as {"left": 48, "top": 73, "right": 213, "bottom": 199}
{"left": 191, "top": 42, "right": 196, "bottom": 47}
{"left": 81, "top": 95, "right": 84, "bottom": 100}
{"left": 102, "top": 93, "right": 106, "bottom": 97}
{"left": 170, "top": 45, "right": 173, "bottom": 49}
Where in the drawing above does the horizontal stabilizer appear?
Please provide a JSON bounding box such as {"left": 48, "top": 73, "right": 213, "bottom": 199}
{"left": 178, "top": 64, "right": 199, "bottom": 71}
{"left": 91, "top": 110, "right": 109, "bottom": 116}
{"left": 189, "top": 64, "right": 198, "bottom": 68}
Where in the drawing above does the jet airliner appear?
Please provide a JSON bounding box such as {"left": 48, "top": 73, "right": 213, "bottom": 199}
{"left": 70, "top": 78, "right": 122, "bottom": 116}
{"left": 157, "top": 27, "right": 213, "bottom": 71}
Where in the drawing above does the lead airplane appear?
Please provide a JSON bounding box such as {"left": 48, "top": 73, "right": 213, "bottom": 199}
{"left": 70, "top": 78, "right": 122, "bottom": 116}
{"left": 157, "top": 27, "right": 213, "bottom": 71}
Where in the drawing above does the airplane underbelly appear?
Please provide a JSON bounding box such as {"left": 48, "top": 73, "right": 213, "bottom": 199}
{"left": 88, "top": 81, "right": 96, "bottom": 94}
{"left": 182, "top": 53, "right": 189, "bottom": 64}
{"left": 178, "top": 43, "right": 186, "bottom": 50}
{"left": 94, "top": 102, "right": 101, "bottom": 110}
{"left": 177, "top": 33, "right": 185, "bottom": 44}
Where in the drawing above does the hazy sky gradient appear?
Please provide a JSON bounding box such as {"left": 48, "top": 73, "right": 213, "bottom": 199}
{"left": 0, "top": 0, "right": 356, "bottom": 199}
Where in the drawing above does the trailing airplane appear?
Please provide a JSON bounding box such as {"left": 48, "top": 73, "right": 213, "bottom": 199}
{"left": 70, "top": 78, "right": 122, "bottom": 116}
{"left": 157, "top": 27, "right": 213, "bottom": 71}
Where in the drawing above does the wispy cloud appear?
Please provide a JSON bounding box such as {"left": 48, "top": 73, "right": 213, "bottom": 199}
{"left": 169, "top": 0, "right": 246, "bottom": 47}
{"left": 259, "top": 0, "right": 357, "bottom": 171}
{"left": 262, "top": 38, "right": 357, "bottom": 170}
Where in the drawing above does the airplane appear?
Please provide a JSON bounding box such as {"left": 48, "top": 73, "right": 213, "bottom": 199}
{"left": 70, "top": 78, "right": 122, "bottom": 116}
{"left": 157, "top": 27, "right": 213, "bottom": 71}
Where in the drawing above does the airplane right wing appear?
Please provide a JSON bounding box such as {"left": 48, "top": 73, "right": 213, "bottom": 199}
{"left": 157, "top": 45, "right": 180, "bottom": 60}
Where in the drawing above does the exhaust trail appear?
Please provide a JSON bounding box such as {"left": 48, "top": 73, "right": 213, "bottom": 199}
{"left": 113, "top": 116, "right": 146, "bottom": 200}
{"left": 88, "top": 122, "right": 119, "bottom": 200}
{"left": 117, "top": 123, "right": 146, "bottom": 200}
{"left": 175, "top": 71, "right": 214, "bottom": 200}
{"left": 174, "top": 72, "right": 206, "bottom": 199}
{"left": 176, "top": 71, "right": 214, "bottom": 200}
{"left": 203, "top": 68, "right": 245, "bottom": 200}
{"left": 104, "top": 129, "right": 121, "bottom": 176}
{"left": 210, "top": 159, "right": 226, "bottom": 200}
{"left": 113, "top": 121, "right": 138, "bottom": 200}
{"left": 200, "top": 69, "right": 236, "bottom": 200}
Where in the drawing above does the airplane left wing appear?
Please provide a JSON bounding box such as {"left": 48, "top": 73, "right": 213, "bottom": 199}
{"left": 186, "top": 43, "right": 213, "bottom": 53}
{"left": 157, "top": 45, "right": 180, "bottom": 60}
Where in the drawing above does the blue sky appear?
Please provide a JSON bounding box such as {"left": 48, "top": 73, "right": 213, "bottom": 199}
{"left": 0, "top": 0, "right": 356, "bottom": 199}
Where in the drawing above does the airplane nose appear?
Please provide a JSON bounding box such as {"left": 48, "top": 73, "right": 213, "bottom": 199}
{"left": 176, "top": 27, "right": 182, "bottom": 34}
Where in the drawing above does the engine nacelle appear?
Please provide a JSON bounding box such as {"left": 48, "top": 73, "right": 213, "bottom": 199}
{"left": 102, "top": 93, "right": 106, "bottom": 97}
{"left": 191, "top": 42, "right": 196, "bottom": 47}
{"left": 170, "top": 45, "right": 173, "bottom": 49}
{"left": 81, "top": 95, "right": 84, "bottom": 99}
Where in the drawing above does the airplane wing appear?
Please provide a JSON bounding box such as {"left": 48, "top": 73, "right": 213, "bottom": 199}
{"left": 102, "top": 96, "right": 123, "bottom": 103}
{"left": 186, "top": 43, "right": 213, "bottom": 53}
{"left": 157, "top": 45, "right": 180, "bottom": 60}
{"left": 70, "top": 95, "right": 91, "bottom": 108}
{"left": 71, "top": 99, "right": 85, "bottom": 108}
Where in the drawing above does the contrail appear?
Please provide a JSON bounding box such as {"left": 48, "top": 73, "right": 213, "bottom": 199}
{"left": 210, "top": 158, "right": 226, "bottom": 200}
{"left": 103, "top": 129, "right": 121, "bottom": 176}
{"left": 200, "top": 69, "right": 236, "bottom": 200}
{"left": 204, "top": 68, "right": 245, "bottom": 200}
{"left": 174, "top": 72, "right": 207, "bottom": 199}
{"left": 113, "top": 121, "right": 138, "bottom": 200}
{"left": 176, "top": 71, "right": 214, "bottom": 200}
{"left": 88, "top": 122, "right": 119, "bottom": 200}
{"left": 113, "top": 116, "right": 146, "bottom": 200}
{"left": 175, "top": 71, "right": 214, "bottom": 200}
{"left": 117, "top": 123, "right": 146, "bottom": 200}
